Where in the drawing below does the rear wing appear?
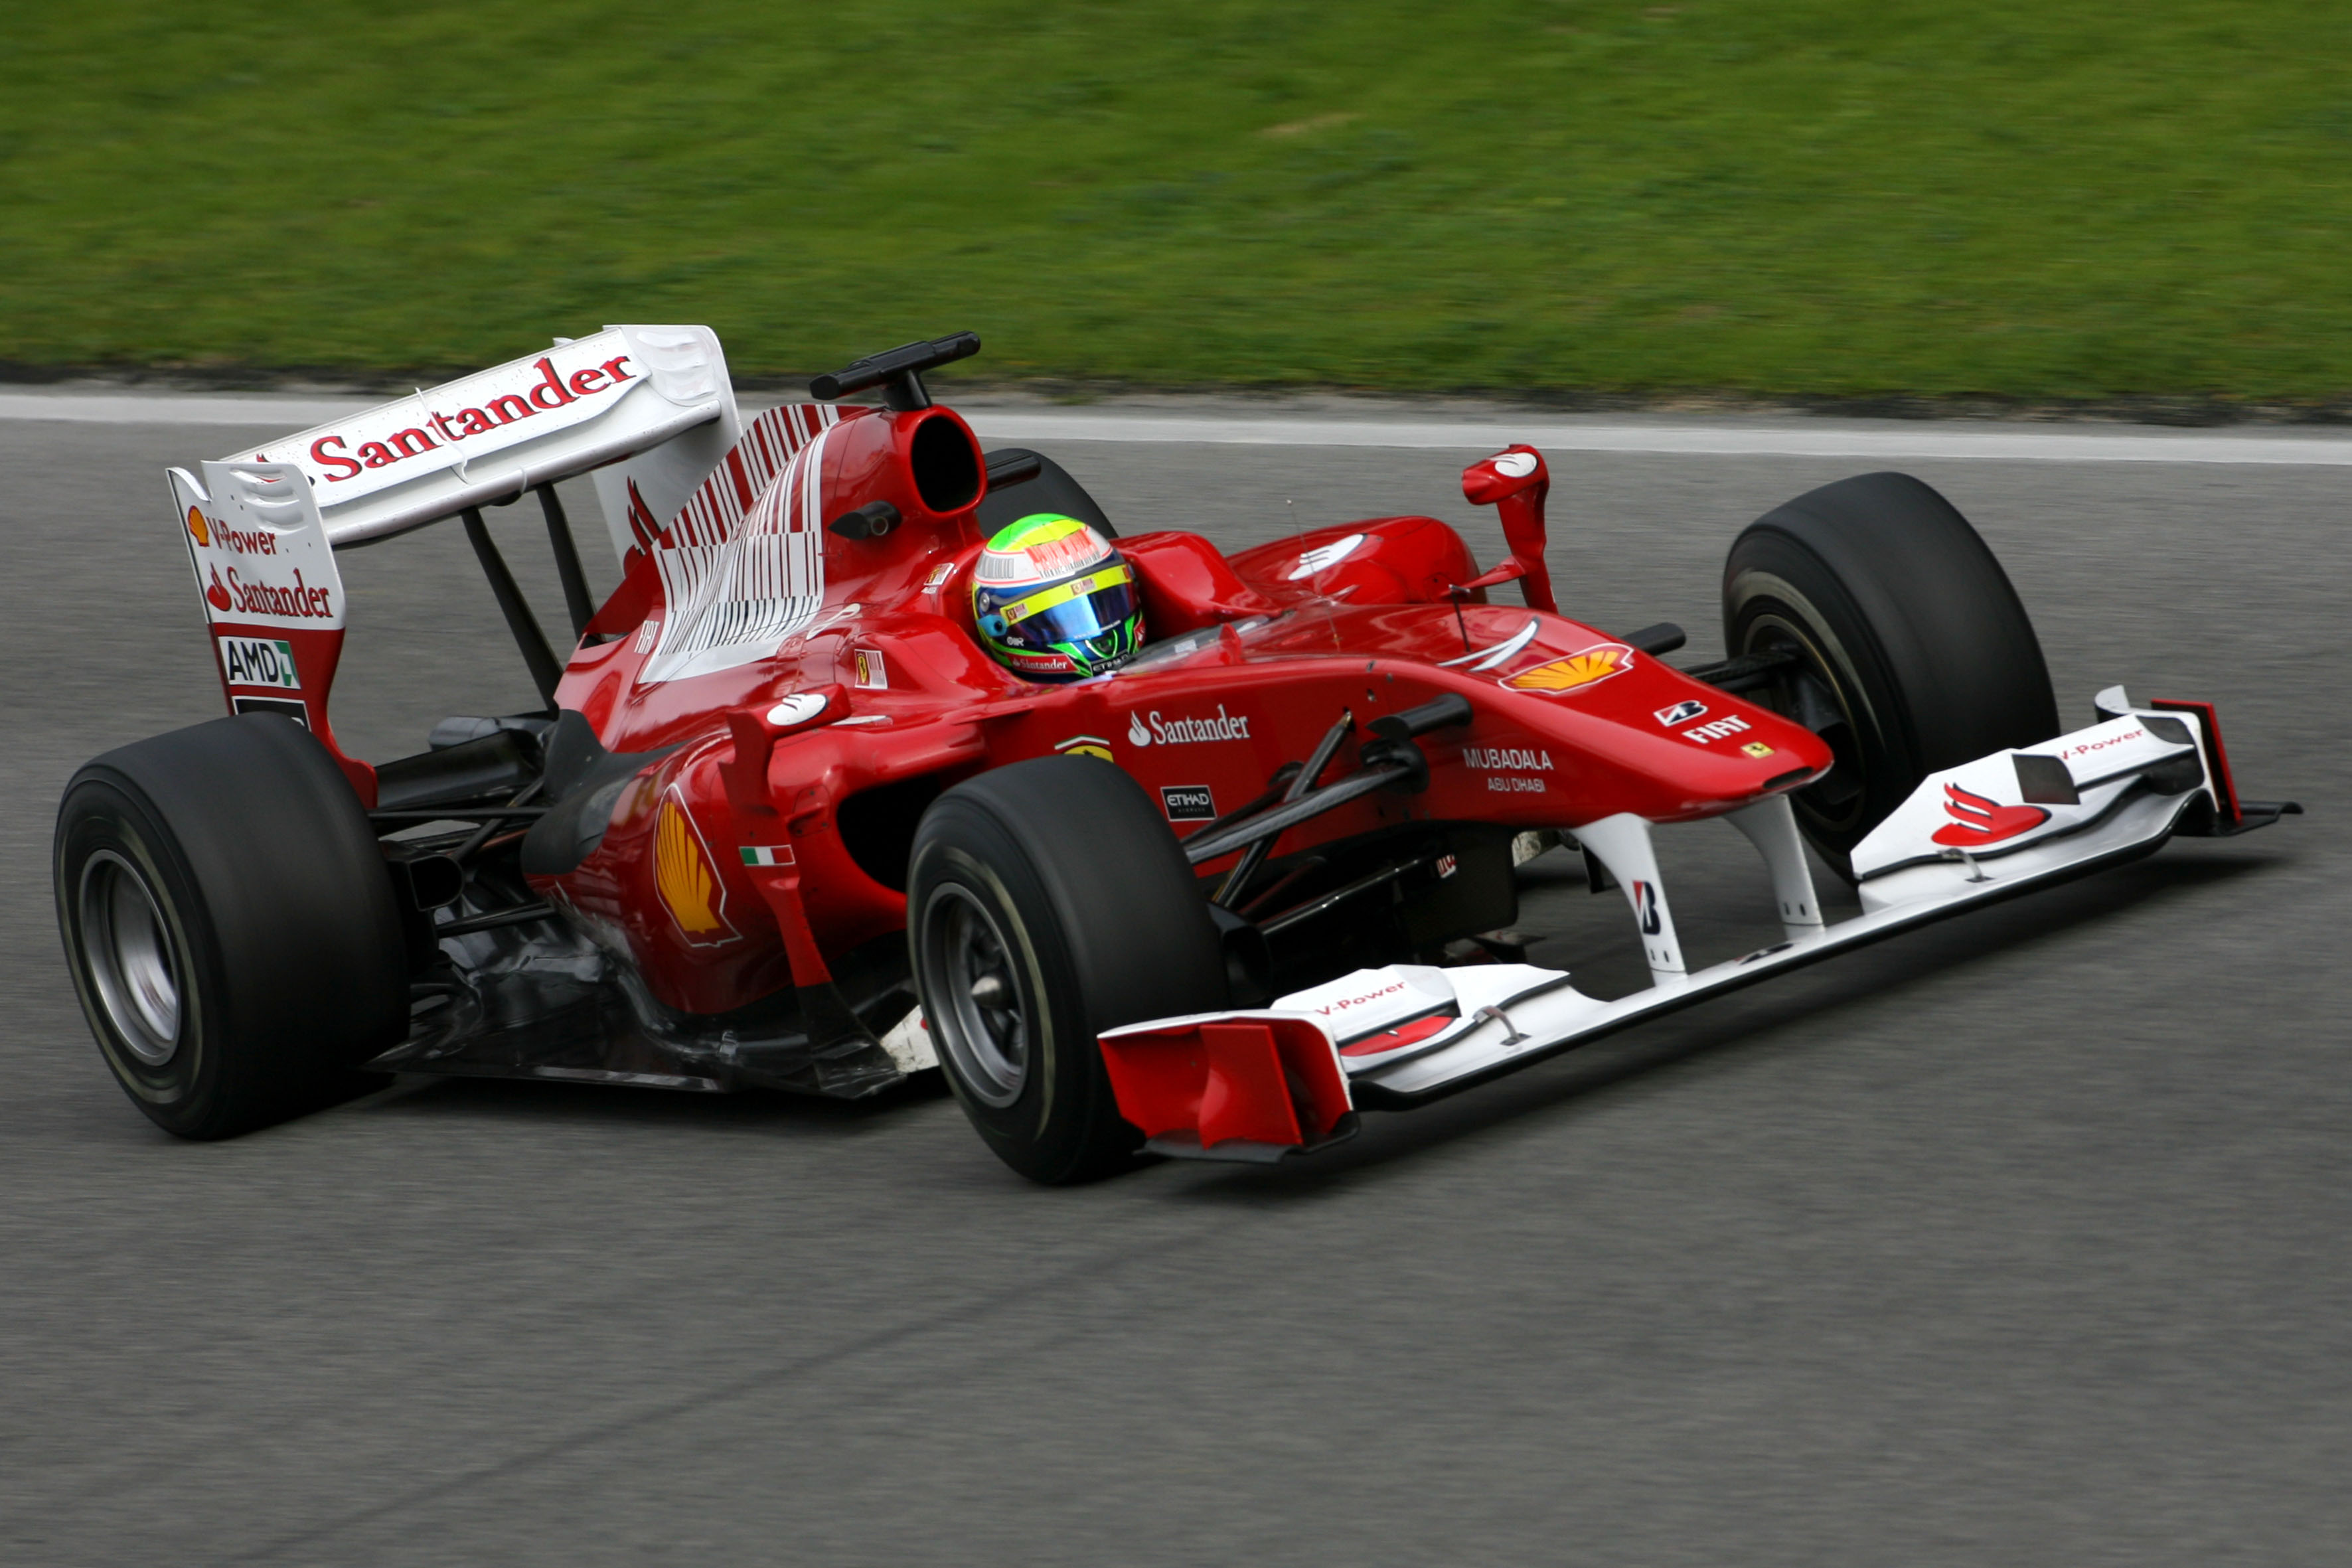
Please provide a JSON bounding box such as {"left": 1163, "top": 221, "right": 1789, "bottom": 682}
{"left": 167, "top": 324, "right": 742, "bottom": 801}
{"left": 216, "top": 323, "right": 740, "bottom": 552}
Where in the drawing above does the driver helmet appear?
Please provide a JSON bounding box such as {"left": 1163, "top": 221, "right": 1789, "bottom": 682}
{"left": 971, "top": 513, "right": 1143, "bottom": 680}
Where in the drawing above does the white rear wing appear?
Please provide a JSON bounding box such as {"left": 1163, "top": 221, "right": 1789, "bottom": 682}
{"left": 220, "top": 324, "right": 741, "bottom": 551}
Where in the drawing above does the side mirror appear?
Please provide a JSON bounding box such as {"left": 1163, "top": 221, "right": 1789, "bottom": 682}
{"left": 1460, "top": 446, "right": 1556, "bottom": 614}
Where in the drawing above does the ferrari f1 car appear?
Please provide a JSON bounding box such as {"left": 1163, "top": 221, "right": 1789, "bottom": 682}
{"left": 56, "top": 327, "right": 2299, "bottom": 1180}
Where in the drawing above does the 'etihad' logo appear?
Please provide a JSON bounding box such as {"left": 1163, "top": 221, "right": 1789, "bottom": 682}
{"left": 1126, "top": 706, "right": 1252, "bottom": 747}
{"left": 1160, "top": 785, "right": 1216, "bottom": 821}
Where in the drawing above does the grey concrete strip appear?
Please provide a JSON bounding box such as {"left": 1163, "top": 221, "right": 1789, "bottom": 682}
{"left": 963, "top": 411, "right": 2352, "bottom": 466}
{"left": 10, "top": 386, "right": 2352, "bottom": 465}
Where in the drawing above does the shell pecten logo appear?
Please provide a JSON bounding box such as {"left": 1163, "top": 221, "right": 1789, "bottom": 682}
{"left": 655, "top": 789, "right": 738, "bottom": 946}
{"left": 186, "top": 506, "right": 211, "bottom": 546}
{"left": 1502, "top": 642, "right": 1634, "bottom": 696}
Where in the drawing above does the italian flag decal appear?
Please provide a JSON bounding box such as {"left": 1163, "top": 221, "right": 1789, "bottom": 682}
{"left": 740, "top": 845, "right": 795, "bottom": 867}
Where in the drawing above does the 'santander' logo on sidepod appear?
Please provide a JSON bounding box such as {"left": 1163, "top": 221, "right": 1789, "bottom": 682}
{"left": 1125, "top": 706, "right": 1252, "bottom": 747}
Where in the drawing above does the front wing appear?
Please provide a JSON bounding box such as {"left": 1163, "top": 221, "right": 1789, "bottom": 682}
{"left": 1097, "top": 692, "right": 2298, "bottom": 1162}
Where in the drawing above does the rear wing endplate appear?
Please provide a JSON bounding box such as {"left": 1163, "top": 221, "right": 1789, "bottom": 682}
{"left": 218, "top": 324, "right": 740, "bottom": 551}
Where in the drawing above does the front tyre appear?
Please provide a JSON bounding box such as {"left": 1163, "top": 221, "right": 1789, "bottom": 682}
{"left": 1723, "top": 471, "right": 2059, "bottom": 878}
{"left": 54, "top": 716, "right": 408, "bottom": 1138}
{"left": 910, "top": 756, "right": 1227, "bottom": 1184}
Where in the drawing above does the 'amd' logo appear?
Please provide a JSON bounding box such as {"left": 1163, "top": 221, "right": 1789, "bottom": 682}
{"left": 219, "top": 636, "right": 301, "bottom": 690}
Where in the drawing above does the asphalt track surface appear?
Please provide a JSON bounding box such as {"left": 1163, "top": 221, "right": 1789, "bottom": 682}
{"left": 3, "top": 399, "right": 2345, "bottom": 1565}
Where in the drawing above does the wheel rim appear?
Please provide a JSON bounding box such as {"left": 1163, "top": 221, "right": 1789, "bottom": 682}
{"left": 1741, "top": 611, "right": 1870, "bottom": 838}
{"left": 919, "top": 884, "right": 1030, "bottom": 1108}
{"left": 78, "top": 850, "right": 182, "bottom": 1066}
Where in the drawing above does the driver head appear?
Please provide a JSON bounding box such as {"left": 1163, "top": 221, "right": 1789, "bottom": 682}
{"left": 971, "top": 514, "right": 1143, "bottom": 680}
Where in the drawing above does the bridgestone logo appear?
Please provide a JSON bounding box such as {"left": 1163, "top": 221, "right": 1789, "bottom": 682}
{"left": 219, "top": 637, "right": 300, "bottom": 689}
{"left": 1462, "top": 745, "right": 1554, "bottom": 771}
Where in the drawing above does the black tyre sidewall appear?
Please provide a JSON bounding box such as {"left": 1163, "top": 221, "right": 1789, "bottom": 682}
{"left": 56, "top": 776, "right": 232, "bottom": 1130}
{"left": 1724, "top": 472, "right": 2060, "bottom": 873}
{"left": 1723, "top": 529, "right": 1920, "bottom": 866}
{"left": 54, "top": 716, "right": 408, "bottom": 1138}
{"left": 912, "top": 805, "right": 1112, "bottom": 1183}
{"left": 909, "top": 757, "right": 1225, "bottom": 1184}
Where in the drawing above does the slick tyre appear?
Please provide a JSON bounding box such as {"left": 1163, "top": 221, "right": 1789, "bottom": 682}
{"left": 910, "top": 755, "right": 1226, "bottom": 1185}
{"left": 55, "top": 714, "right": 408, "bottom": 1139}
{"left": 1723, "top": 471, "right": 2059, "bottom": 879}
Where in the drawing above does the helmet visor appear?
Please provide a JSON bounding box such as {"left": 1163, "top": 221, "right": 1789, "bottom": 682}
{"left": 1006, "top": 578, "right": 1139, "bottom": 659}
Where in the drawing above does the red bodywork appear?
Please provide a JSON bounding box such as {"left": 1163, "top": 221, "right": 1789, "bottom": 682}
{"left": 524, "top": 402, "right": 1832, "bottom": 1016}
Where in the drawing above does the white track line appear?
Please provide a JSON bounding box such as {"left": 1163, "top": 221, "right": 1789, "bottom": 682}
{"left": 0, "top": 392, "right": 369, "bottom": 427}
{"left": 9, "top": 388, "right": 2352, "bottom": 466}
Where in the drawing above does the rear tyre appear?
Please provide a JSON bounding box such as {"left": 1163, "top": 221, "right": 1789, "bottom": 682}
{"left": 1723, "top": 471, "right": 2059, "bottom": 878}
{"left": 54, "top": 715, "right": 409, "bottom": 1138}
{"left": 909, "top": 755, "right": 1225, "bottom": 1184}
{"left": 975, "top": 449, "right": 1117, "bottom": 539}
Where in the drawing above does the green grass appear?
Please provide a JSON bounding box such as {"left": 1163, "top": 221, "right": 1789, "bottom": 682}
{"left": 5, "top": 1, "right": 2351, "bottom": 399}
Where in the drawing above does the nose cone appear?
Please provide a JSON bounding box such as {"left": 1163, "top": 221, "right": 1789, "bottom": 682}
{"left": 1483, "top": 642, "right": 1834, "bottom": 819}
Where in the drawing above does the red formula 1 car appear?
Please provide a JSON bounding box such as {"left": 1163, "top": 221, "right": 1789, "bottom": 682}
{"left": 55, "top": 329, "right": 2298, "bottom": 1180}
